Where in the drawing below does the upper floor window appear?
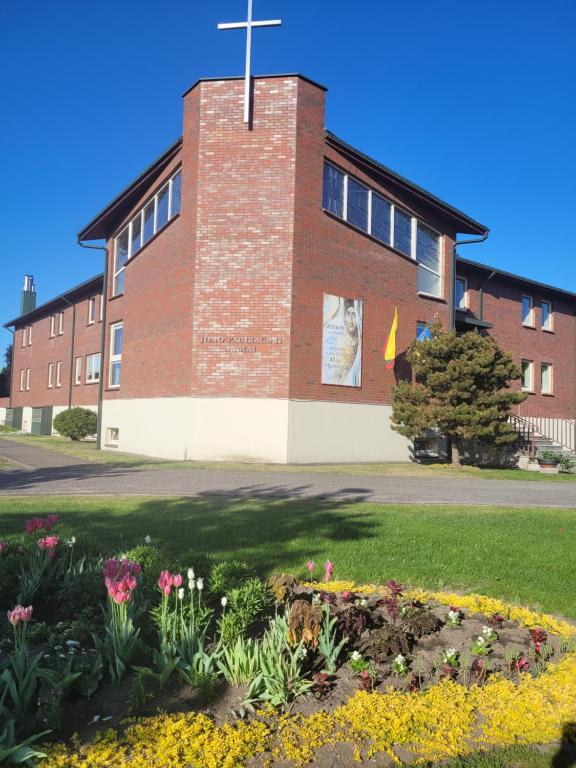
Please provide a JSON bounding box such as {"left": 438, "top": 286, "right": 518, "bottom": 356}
{"left": 541, "top": 362, "right": 553, "bottom": 394}
{"left": 26, "top": 368, "right": 31, "bottom": 391}
{"left": 109, "top": 322, "right": 123, "bottom": 387}
{"left": 48, "top": 363, "right": 54, "bottom": 388}
{"left": 50, "top": 315, "right": 55, "bottom": 337}
{"left": 522, "top": 295, "right": 534, "bottom": 327}
{"left": 541, "top": 300, "right": 553, "bottom": 331}
{"left": 75, "top": 357, "right": 82, "bottom": 385}
{"left": 19, "top": 369, "right": 24, "bottom": 391}
{"left": 455, "top": 277, "right": 468, "bottom": 309}
{"left": 56, "top": 361, "right": 62, "bottom": 388}
{"left": 57, "top": 311, "right": 64, "bottom": 336}
{"left": 322, "top": 161, "right": 442, "bottom": 297}
{"left": 86, "top": 353, "right": 101, "bottom": 383}
{"left": 21, "top": 325, "right": 32, "bottom": 346}
{"left": 88, "top": 297, "right": 96, "bottom": 324}
{"left": 112, "top": 169, "right": 182, "bottom": 297}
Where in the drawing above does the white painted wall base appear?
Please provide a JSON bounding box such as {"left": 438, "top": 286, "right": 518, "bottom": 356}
{"left": 101, "top": 396, "right": 412, "bottom": 463}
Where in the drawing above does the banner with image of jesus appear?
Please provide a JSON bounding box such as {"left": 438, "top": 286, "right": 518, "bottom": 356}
{"left": 321, "top": 293, "right": 363, "bottom": 387}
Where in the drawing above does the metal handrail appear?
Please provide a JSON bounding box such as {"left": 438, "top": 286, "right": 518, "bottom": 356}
{"left": 508, "top": 413, "right": 536, "bottom": 458}
{"left": 512, "top": 408, "right": 575, "bottom": 453}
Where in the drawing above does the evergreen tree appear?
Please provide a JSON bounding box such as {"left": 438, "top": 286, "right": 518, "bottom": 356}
{"left": 391, "top": 323, "right": 527, "bottom": 467}
{"left": 0, "top": 345, "right": 12, "bottom": 398}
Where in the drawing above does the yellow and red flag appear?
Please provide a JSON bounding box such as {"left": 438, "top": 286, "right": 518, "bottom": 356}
{"left": 384, "top": 306, "right": 398, "bottom": 370}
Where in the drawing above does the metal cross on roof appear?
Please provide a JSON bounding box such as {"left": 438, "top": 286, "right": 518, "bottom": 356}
{"left": 218, "top": 1, "right": 282, "bottom": 124}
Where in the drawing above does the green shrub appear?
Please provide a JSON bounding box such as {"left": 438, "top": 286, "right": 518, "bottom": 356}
{"left": 53, "top": 570, "right": 104, "bottom": 621}
{"left": 210, "top": 560, "right": 255, "bottom": 596}
{"left": 53, "top": 408, "right": 97, "bottom": 440}
{"left": 228, "top": 578, "right": 274, "bottom": 628}
{"left": 558, "top": 455, "right": 575, "bottom": 473}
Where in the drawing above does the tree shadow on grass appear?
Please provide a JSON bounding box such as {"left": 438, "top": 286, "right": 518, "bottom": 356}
{"left": 552, "top": 723, "right": 576, "bottom": 767}
{"left": 0, "top": 492, "right": 379, "bottom": 577}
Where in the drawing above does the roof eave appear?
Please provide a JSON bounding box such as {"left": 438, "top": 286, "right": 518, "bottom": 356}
{"left": 456, "top": 257, "right": 576, "bottom": 301}
{"left": 325, "top": 131, "right": 488, "bottom": 237}
{"left": 77, "top": 138, "right": 183, "bottom": 242}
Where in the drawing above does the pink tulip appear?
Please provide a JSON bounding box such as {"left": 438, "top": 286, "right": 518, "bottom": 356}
{"left": 102, "top": 558, "right": 140, "bottom": 604}
{"left": 44, "top": 514, "right": 60, "bottom": 531}
{"left": 0, "top": 541, "right": 6, "bottom": 555}
{"left": 306, "top": 560, "right": 315, "bottom": 573}
{"left": 323, "top": 560, "right": 334, "bottom": 581}
{"left": 172, "top": 573, "right": 183, "bottom": 588}
{"left": 7, "top": 604, "right": 33, "bottom": 626}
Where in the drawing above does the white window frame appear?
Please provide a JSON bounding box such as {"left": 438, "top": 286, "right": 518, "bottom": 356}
{"left": 75, "top": 356, "right": 82, "bottom": 385}
{"left": 105, "top": 427, "right": 120, "bottom": 447}
{"left": 21, "top": 328, "right": 26, "bottom": 347}
{"left": 86, "top": 353, "right": 101, "bottom": 384}
{"left": 88, "top": 297, "right": 96, "bottom": 325}
{"left": 541, "top": 362, "right": 553, "bottom": 394}
{"left": 19, "top": 369, "right": 24, "bottom": 391}
{"left": 56, "top": 361, "right": 62, "bottom": 388}
{"left": 50, "top": 315, "right": 55, "bottom": 338}
{"left": 99, "top": 294, "right": 104, "bottom": 322}
{"left": 521, "top": 359, "right": 534, "bottom": 392}
{"left": 26, "top": 368, "right": 31, "bottom": 391}
{"left": 58, "top": 311, "right": 64, "bottom": 335}
{"left": 541, "top": 300, "right": 553, "bottom": 332}
{"left": 28, "top": 324, "right": 32, "bottom": 345}
{"left": 415, "top": 221, "right": 442, "bottom": 298}
{"left": 48, "top": 363, "right": 54, "bottom": 388}
{"left": 109, "top": 322, "right": 123, "bottom": 388}
{"left": 455, "top": 277, "right": 469, "bottom": 309}
{"left": 522, "top": 295, "right": 534, "bottom": 327}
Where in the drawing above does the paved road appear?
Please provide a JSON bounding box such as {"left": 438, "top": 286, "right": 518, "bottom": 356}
{"left": 0, "top": 438, "right": 575, "bottom": 507}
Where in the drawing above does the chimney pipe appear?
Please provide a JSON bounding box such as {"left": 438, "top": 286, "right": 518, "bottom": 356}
{"left": 20, "top": 275, "right": 36, "bottom": 315}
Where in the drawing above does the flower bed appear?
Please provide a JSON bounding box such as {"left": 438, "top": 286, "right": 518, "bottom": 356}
{"left": 1, "top": 524, "right": 575, "bottom": 766}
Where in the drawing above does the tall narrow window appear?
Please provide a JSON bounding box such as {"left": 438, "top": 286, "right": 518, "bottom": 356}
{"left": 28, "top": 325, "right": 32, "bottom": 345}
{"left": 416, "top": 223, "right": 441, "bottom": 296}
{"left": 393, "top": 208, "right": 412, "bottom": 256}
{"left": 20, "top": 370, "right": 25, "bottom": 391}
{"left": 371, "top": 193, "right": 391, "bottom": 244}
{"left": 522, "top": 296, "right": 534, "bottom": 326}
{"left": 541, "top": 363, "right": 553, "bottom": 394}
{"left": 347, "top": 178, "right": 369, "bottom": 232}
{"left": 48, "top": 363, "right": 54, "bottom": 388}
{"left": 56, "top": 361, "right": 62, "bottom": 388}
{"left": 109, "top": 323, "right": 123, "bottom": 387}
{"left": 99, "top": 294, "right": 103, "bottom": 322}
{"left": 455, "top": 277, "right": 468, "bottom": 309}
{"left": 143, "top": 200, "right": 155, "bottom": 244}
{"left": 75, "top": 356, "right": 82, "bottom": 385}
{"left": 322, "top": 164, "right": 344, "bottom": 218}
{"left": 131, "top": 213, "right": 142, "bottom": 255}
{"left": 86, "top": 353, "right": 101, "bottom": 383}
{"left": 170, "top": 170, "right": 182, "bottom": 216}
{"left": 88, "top": 297, "right": 96, "bottom": 324}
{"left": 21, "top": 328, "right": 26, "bottom": 347}
{"left": 113, "top": 228, "right": 129, "bottom": 296}
{"left": 521, "top": 360, "right": 533, "bottom": 391}
{"left": 541, "top": 300, "right": 553, "bottom": 331}
{"left": 156, "top": 183, "right": 170, "bottom": 230}
{"left": 26, "top": 369, "right": 31, "bottom": 390}
{"left": 58, "top": 311, "right": 64, "bottom": 335}
{"left": 50, "top": 315, "right": 55, "bottom": 337}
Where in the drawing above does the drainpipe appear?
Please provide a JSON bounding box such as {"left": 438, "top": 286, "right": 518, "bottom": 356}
{"left": 77, "top": 241, "right": 108, "bottom": 449}
{"left": 58, "top": 295, "right": 76, "bottom": 408}
{"left": 450, "top": 233, "right": 489, "bottom": 331}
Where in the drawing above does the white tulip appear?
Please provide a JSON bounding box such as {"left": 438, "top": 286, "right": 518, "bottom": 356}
{"left": 187, "top": 567, "right": 195, "bottom": 580}
{"left": 178, "top": 587, "right": 185, "bottom": 600}
{"left": 189, "top": 579, "right": 196, "bottom": 591}
{"left": 144, "top": 535, "right": 152, "bottom": 545}
{"left": 197, "top": 577, "right": 204, "bottom": 591}
{"left": 221, "top": 596, "right": 228, "bottom": 608}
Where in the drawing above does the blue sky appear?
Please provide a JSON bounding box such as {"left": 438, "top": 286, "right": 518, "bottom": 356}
{"left": 1, "top": 0, "right": 575, "bottom": 352}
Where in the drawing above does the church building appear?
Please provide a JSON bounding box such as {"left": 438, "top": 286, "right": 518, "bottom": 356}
{"left": 3, "top": 74, "right": 575, "bottom": 462}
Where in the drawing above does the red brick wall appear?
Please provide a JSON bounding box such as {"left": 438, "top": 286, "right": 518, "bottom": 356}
{"left": 10, "top": 293, "right": 102, "bottom": 409}
{"left": 71, "top": 294, "right": 104, "bottom": 406}
{"left": 457, "top": 264, "right": 575, "bottom": 419}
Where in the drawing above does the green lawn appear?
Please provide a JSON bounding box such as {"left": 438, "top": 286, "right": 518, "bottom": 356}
{"left": 1, "top": 434, "right": 575, "bottom": 482}
{"left": 439, "top": 744, "right": 575, "bottom": 768}
{"left": 1, "top": 496, "right": 575, "bottom": 619}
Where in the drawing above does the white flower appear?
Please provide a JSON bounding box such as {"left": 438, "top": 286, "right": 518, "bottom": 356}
{"left": 360, "top": 598, "right": 368, "bottom": 608}
{"left": 189, "top": 579, "right": 196, "bottom": 591}
{"left": 197, "top": 577, "right": 204, "bottom": 591}
{"left": 394, "top": 654, "right": 406, "bottom": 664}
{"left": 311, "top": 593, "right": 321, "bottom": 605}
{"left": 66, "top": 536, "right": 76, "bottom": 547}
{"left": 299, "top": 646, "right": 308, "bottom": 659}
{"left": 221, "top": 596, "right": 228, "bottom": 608}
{"left": 178, "top": 587, "right": 185, "bottom": 600}
{"left": 477, "top": 635, "right": 486, "bottom": 644}
{"left": 144, "top": 535, "right": 152, "bottom": 545}
{"left": 351, "top": 650, "right": 362, "bottom": 662}
{"left": 65, "top": 640, "right": 79, "bottom": 647}
{"left": 482, "top": 626, "right": 491, "bottom": 634}
{"left": 187, "top": 567, "right": 195, "bottom": 580}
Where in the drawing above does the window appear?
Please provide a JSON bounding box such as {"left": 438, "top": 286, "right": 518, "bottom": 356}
{"left": 416, "top": 223, "right": 441, "bottom": 296}
{"left": 48, "top": 363, "right": 54, "bottom": 388}
{"left": 75, "top": 357, "right": 82, "bottom": 385}
{"left": 21, "top": 328, "right": 26, "bottom": 347}
{"left": 50, "top": 315, "right": 55, "bottom": 337}
{"left": 112, "top": 169, "right": 182, "bottom": 296}
{"left": 28, "top": 325, "right": 32, "bottom": 345}
{"left": 26, "top": 369, "right": 31, "bottom": 391}
{"left": 455, "top": 277, "right": 468, "bottom": 309}
{"left": 322, "top": 163, "right": 345, "bottom": 217}
{"left": 394, "top": 208, "right": 412, "bottom": 257}
{"left": 347, "top": 178, "right": 369, "bottom": 231}
{"left": 541, "top": 300, "right": 553, "bottom": 331}
{"left": 88, "top": 297, "right": 96, "bottom": 324}
{"left": 109, "top": 322, "right": 123, "bottom": 387}
{"left": 58, "top": 311, "right": 64, "bottom": 335}
{"left": 522, "top": 295, "right": 534, "bottom": 326}
{"left": 19, "top": 369, "right": 24, "bottom": 391}
{"left": 521, "top": 359, "right": 533, "bottom": 391}
{"left": 86, "top": 353, "right": 101, "bottom": 383}
{"left": 56, "top": 361, "right": 62, "bottom": 388}
{"left": 99, "top": 294, "right": 103, "bottom": 322}
{"left": 541, "top": 363, "right": 553, "bottom": 394}
{"left": 105, "top": 427, "right": 119, "bottom": 447}
{"left": 371, "top": 193, "right": 391, "bottom": 244}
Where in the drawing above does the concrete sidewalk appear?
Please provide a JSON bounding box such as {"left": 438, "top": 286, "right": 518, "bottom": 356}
{"left": 0, "top": 438, "right": 575, "bottom": 507}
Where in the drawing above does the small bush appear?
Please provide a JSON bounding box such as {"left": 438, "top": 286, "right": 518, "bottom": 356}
{"left": 53, "top": 408, "right": 97, "bottom": 440}
{"left": 210, "top": 560, "right": 255, "bottom": 596}
{"left": 558, "top": 455, "right": 575, "bottom": 473}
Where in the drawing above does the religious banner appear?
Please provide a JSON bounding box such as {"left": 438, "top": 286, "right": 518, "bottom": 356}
{"left": 321, "top": 294, "right": 363, "bottom": 387}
